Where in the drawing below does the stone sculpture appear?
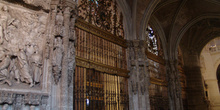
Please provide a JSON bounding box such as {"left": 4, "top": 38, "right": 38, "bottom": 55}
{"left": 30, "top": 45, "right": 42, "bottom": 85}
{"left": 0, "top": 47, "right": 12, "bottom": 86}
{"left": 17, "top": 44, "right": 34, "bottom": 87}
{"left": 52, "top": 36, "right": 63, "bottom": 84}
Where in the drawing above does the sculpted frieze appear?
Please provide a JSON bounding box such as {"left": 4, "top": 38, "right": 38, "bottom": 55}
{"left": 0, "top": 91, "right": 48, "bottom": 110}
{"left": 0, "top": 3, "right": 48, "bottom": 88}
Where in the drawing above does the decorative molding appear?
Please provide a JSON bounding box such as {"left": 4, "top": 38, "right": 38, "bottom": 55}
{"left": 76, "top": 56, "right": 129, "bottom": 77}
{"left": 0, "top": 91, "right": 48, "bottom": 107}
{"left": 146, "top": 50, "right": 165, "bottom": 65}
{"left": 150, "top": 77, "right": 168, "bottom": 86}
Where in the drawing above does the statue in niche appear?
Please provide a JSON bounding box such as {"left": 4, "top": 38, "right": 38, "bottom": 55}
{"left": 52, "top": 36, "right": 63, "bottom": 84}
{"left": 17, "top": 44, "right": 34, "bottom": 87}
{"left": 55, "top": 10, "right": 64, "bottom": 36}
{"left": 30, "top": 45, "right": 42, "bottom": 85}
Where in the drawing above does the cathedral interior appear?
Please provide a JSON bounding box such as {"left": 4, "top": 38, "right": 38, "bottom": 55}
{"left": 0, "top": 0, "right": 220, "bottom": 110}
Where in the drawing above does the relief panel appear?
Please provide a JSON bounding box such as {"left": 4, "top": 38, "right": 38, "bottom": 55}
{"left": 0, "top": 2, "right": 49, "bottom": 90}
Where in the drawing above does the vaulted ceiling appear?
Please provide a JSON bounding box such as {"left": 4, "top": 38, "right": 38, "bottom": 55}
{"left": 126, "top": 0, "right": 220, "bottom": 56}
{"left": 151, "top": 0, "right": 220, "bottom": 54}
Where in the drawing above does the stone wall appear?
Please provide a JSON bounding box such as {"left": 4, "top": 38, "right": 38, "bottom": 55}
{"left": 200, "top": 41, "right": 220, "bottom": 110}
{"left": 0, "top": 0, "right": 76, "bottom": 110}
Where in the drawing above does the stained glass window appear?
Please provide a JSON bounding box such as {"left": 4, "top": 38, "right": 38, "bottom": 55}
{"left": 146, "top": 25, "right": 158, "bottom": 56}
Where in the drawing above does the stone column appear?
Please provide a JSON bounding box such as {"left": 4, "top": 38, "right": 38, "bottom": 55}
{"left": 167, "top": 60, "right": 183, "bottom": 110}
{"left": 127, "top": 40, "right": 151, "bottom": 110}
{"left": 60, "top": 7, "right": 71, "bottom": 110}
{"left": 49, "top": 4, "right": 59, "bottom": 110}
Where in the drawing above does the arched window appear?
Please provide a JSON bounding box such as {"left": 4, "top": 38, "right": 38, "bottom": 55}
{"left": 145, "top": 25, "right": 168, "bottom": 110}
{"left": 75, "top": 0, "right": 128, "bottom": 110}
{"left": 217, "top": 64, "right": 220, "bottom": 92}
{"left": 146, "top": 25, "right": 164, "bottom": 57}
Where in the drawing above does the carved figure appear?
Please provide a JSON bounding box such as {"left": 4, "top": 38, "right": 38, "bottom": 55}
{"left": 17, "top": 44, "right": 34, "bottom": 87}
{"left": 30, "top": 45, "right": 42, "bottom": 85}
{"left": 0, "top": 47, "right": 12, "bottom": 86}
{"left": 25, "top": 42, "right": 36, "bottom": 57}
{"left": 6, "top": 19, "right": 20, "bottom": 43}
{"left": 9, "top": 57, "right": 20, "bottom": 83}
{"left": 0, "top": 6, "right": 12, "bottom": 44}
{"left": 55, "top": 11, "right": 64, "bottom": 36}
{"left": 52, "top": 36, "right": 63, "bottom": 84}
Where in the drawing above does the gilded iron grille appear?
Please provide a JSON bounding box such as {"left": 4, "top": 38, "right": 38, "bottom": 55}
{"left": 78, "top": 0, "right": 124, "bottom": 38}
{"left": 74, "top": 67, "right": 129, "bottom": 110}
{"left": 75, "top": 0, "right": 129, "bottom": 109}
{"left": 75, "top": 26, "right": 127, "bottom": 69}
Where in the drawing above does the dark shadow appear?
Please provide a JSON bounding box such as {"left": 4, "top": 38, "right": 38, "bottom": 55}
{"left": 217, "top": 64, "right": 220, "bottom": 92}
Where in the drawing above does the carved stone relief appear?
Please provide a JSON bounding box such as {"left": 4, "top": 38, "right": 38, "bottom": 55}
{"left": 0, "top": 3, "right": 48, "bottom": 88}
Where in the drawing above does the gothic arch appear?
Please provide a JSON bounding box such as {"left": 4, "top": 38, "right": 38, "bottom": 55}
{"left": 139, "top": 0, "right": 160, "bottom": 41}
{"left": 171, "top": 14, "right": 220, "bottom": 59}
